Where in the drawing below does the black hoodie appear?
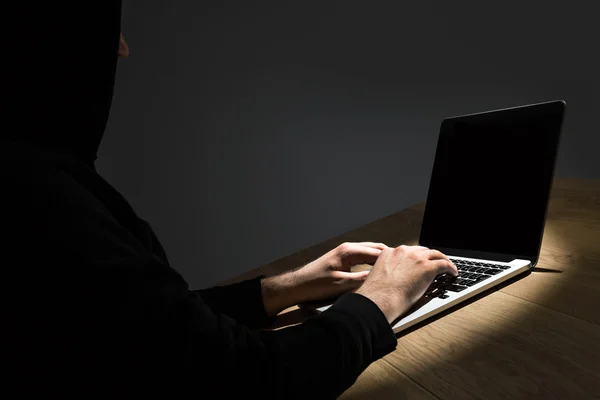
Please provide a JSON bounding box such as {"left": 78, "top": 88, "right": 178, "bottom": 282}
{"left": 2, "top": 2, "right": 396, "bottom": 398}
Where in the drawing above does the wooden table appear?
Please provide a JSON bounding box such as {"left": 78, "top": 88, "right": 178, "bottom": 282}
{"left": 226, "top": 176, "right": 600, "bottom": 399}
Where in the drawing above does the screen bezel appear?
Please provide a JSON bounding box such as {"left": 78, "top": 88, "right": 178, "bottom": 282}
{"left": 418, "top": 100, "right": 566, "bottom": 267}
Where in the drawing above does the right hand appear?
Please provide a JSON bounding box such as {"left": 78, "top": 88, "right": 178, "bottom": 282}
{"left": 354, "top": 245, "right": 458, "bottom": 324}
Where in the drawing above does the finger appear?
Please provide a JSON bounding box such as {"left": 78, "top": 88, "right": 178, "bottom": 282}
{"left": 333, "top": 270, "right": 370, "bottom": 282}
{"left": 399, "top": 244, "right": 429, "bottom": 251}
{"left": 355, "top": 242, "right": 389, "bottom": 250}
{"left": 425, "top": 249, "right": 452, "bottom": 262}
{"left": 430, "top": 259, "right": 459, "bottom": 277}
{"left": 340, "top": 244, "right": 384, "bottom": 266}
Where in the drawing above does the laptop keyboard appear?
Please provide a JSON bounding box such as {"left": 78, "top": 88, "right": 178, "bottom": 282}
{"left": 426, "top": 259, "right": 511, "bottom": 298}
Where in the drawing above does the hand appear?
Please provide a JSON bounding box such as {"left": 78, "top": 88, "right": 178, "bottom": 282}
{"left": 355, "top": 245, "right": 458, "bottom": 324}
{"left": 261, "top": 242, "right": 387, "bottom": 316}
{"left": 293, "top": 242, "right": 388, "bottom": 303}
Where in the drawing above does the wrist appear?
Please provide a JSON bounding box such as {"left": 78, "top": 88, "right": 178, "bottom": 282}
{"left": 354, "top": 287, "right": 404, "bottom": 324}
{"left": 261, "top": 271, "right": 305, "bottom": 317}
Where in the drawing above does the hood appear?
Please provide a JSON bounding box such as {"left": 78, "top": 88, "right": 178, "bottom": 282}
{"left": 3, "top": 1, "right": 122, "bottom": 167}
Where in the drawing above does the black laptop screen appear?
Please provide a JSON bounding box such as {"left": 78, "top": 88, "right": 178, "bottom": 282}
{"left": 419, "top": 101, "right": 565, "bottom": 261}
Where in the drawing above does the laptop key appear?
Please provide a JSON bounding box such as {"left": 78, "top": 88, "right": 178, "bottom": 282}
{"left": 487, "top": 269, "right": 502, "bottom": 275}
{"left": 455, "top": 278, "right": 471, "bottom": 286}
{"left": 447, "top": 284, "right": 467, "bottom": 292}
{"left": 431, "top": 276, "right": 452, "bottom": 288}
{"left": 431, "top": 280, "right": 446, "bottom": 288}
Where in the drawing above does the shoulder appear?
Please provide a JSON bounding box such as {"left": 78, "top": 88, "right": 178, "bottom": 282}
{"left": 1, "top": 151, "right": 146, "bottom": 262}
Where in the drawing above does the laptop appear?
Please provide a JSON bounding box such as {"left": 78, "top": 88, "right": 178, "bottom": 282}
{"left": 303, "top": 100, "right": 566, "bottom": 334}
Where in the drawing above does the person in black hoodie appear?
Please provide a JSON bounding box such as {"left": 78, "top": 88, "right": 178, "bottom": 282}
{"left": 2, "top": 1, "right": 457, "bottom": 398}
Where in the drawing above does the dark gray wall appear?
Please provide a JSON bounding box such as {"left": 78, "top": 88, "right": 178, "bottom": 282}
{"left": 97, "top": 0, "right": 599, "bottom": 288}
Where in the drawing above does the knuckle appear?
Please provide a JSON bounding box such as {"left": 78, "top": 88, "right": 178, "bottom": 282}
{"left": 407, "top": 252, "right": 419, "bottom": 261}
{"left": 337, "top": 242, "right": 351, "bottom": 253}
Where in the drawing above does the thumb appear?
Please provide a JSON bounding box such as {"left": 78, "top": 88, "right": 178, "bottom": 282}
{"left": 334, "top": 270, "right": 370, "bottom": 282}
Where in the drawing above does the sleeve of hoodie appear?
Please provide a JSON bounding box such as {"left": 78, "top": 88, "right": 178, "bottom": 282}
{"left": 192, "top": 277, "right": 273, "bottom": 329}
{"left": 144, "top": 217, "right": 272, "bottom": 329}
{"left": 4, "top": 161, "right": 397, "bottom": 399}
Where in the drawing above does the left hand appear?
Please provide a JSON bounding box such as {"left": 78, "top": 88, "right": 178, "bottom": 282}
{"left": 292, "top": 242, "right": 389, "bottom": 304}
{"left": 261, "top": 242, "right": 389, "bottom": 316}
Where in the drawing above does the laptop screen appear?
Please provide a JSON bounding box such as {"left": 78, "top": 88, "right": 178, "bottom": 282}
{"left": 419, "top": 101, "right": 565, "bottom": 261}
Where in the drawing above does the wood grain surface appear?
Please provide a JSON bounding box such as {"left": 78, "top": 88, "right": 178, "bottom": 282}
{"left": 223, "top": 176, "right": 600, "bottom": 399}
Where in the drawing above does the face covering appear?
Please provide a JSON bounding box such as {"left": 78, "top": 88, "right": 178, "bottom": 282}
{"left": 3, "top": 1, "right": 123, "bottom": 167}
